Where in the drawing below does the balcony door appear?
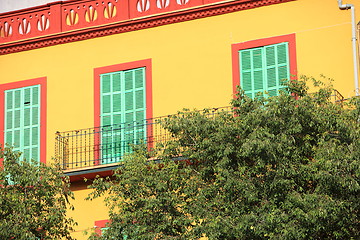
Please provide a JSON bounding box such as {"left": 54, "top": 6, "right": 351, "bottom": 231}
{"left": 100, "top": 67, "right": 146, "bottom": 164}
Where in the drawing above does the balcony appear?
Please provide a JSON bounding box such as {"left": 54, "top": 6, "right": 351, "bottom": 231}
{"left": 55, "top": 116, "right": 167, "bottom": 171}
{"left": 54, "top": 88, "right": 344, "bottom": 180}
{"left": 54, "top": 107, "right": 232, "bottom": 178}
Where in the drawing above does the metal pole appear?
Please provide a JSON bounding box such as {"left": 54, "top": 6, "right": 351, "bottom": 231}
{"left": 338, "top": 0, "right": 359, "bottom": 96}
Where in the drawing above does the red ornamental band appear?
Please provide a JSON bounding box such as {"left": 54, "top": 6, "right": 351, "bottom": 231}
{"left": 0, "top": 0, "right": 295, "bottom": 54}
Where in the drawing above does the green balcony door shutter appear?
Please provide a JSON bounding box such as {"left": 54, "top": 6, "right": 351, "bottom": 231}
{"left": 132, "top": 68, "right": 146, "bottom": 145}
{"left": 100, "top": 73, "right": 115, "bottom": 164}
{"left": 100, "top": 68, "right": 146, "bottom": 164}
{"left": 4, "top": 85, "right": 40, "bottom": 163}
{"left": 124, "top": 69, "right": 135, "bottom": 153}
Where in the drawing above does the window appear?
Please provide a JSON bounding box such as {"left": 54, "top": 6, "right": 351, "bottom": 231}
{"left": 95, "top": 219, "right": 110, "bottom": 236}
{"left": 232, "top": 34, "right": 297, "bottom": 99}
{"left": 239, "top": 42, "right": 289, "bottom": 98}
{"left": 5, "top": 85, "right": 40, "bottom": 162}
{"left": 94, "top": 59, "right": 152, "bottom": 165}
{"left": 0, "top": 78, "right": 46, "bottom": 164}
{"left": 94, "top": 219, "right": 128, "bottom": 239}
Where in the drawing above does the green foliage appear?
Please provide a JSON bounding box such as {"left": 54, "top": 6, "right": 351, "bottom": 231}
{"left": 89, "top": 76, "right": 360, "bottom": 239}
{"left": 87, "top": 149, "right": 199, "bottom": 240}
{"left": 0, "top": 147, "right": 76, "bottom": 240}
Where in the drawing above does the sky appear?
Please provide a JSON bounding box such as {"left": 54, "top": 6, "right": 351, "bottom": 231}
{"left": 0, "top": 0, "right": 63, "bottom": 13}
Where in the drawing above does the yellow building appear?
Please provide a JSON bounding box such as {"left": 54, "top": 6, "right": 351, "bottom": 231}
{"left": 0, "top": 0, "right": 359, "bottom": 238}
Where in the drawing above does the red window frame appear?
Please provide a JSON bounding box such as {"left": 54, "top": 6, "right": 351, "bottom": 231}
{"left": 94, "top": 219, "right": 111, "bottom": 236}
{"left": 0, "top": 77, "right": 47, "bottom": 165}
{"left": 93, "top": 59, "right": 153, "bottom": 164}
{"left": 231, "top": 33, "right": 298, "bottom": 96}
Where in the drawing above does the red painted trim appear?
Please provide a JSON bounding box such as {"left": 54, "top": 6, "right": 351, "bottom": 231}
{"left": 94, "top": 219, "right": 111, "bottom": 236}
{"left": 95, "top": 219, "right": 110, "bottom": 228}
{"left": 231, "top": 33, "right": 298, "bottom": 96}
{"left": 93, "top": 59, "right": 153, "bottom": 164}
{"left": 145, "top": 64, "right": 154, "bottom": 150}
{"left": 0, "top": 77, "right": 47, "bottom": 165}
{"left": 0, "top": 0, "right": 295, "bottom": 55}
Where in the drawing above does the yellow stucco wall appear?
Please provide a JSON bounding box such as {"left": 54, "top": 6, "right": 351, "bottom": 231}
{"left": 1, "top": 0, "right": 359, "bottom": 238}
{"left": 67, "top": 182, "right": 109, "bottom": 239}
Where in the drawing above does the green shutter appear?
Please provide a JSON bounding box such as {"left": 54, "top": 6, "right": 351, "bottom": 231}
{"left": 240, "top": 50, "right": 252, "bottom": 98}
{"left": 100, "top": 67, "right": 146, "bottom": 164}
{"left": 265, "top": 45, "right": 277, "bottom": 88}
{"left": 276, "top": 43, "right": 290, "bottom": 93}
{"left": 239, "top": 42, "right": 290, "bottom": 99}
{"left": 253, "top": 48, "right": 264, "bottom": 98}
{"left": 240, "top": 51, "right": 252, "bottom": 97}
{"left": 4, "top": 85, "right": 41, "bottom": 163}
{"left": 270, "top": 43, "right": 288, "bottom": 94}
{"left": 240, "top": 47, "right": 264, "bottom": 99}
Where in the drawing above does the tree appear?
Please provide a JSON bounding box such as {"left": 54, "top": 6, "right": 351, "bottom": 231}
{"left": 0, "top": 147, "right": 76, "bottom": 240}
{"left": 88, "top": 76, "right": 360, "bottom": 239}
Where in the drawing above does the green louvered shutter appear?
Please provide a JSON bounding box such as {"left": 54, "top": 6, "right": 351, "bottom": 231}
{"left": 240, "top": 42, "right": 290, "bottom": 98}
{"left": 4, "top": 85, "right": 40, "bottom": 163}
{"left": 240, "top": 50, "right": 253, "bottom": 98}
{"left": 265, "top": 42, "right": 289, "bottom": 97}
{"left": 240, "top": 47, "right": 264, "bottom": 99}
{"left": 100, "top": 68, "right": 146, "bottom": 164}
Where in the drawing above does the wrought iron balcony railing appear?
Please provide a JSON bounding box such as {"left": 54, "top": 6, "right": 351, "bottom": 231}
{"left": 332, "top": 89, "right": 345, "bottom": 105}
{"left": 54, "top": 89, "right": 346, "bottom": 173}
{"left": 55, "top": 107, "right": 232, "bottom": 171}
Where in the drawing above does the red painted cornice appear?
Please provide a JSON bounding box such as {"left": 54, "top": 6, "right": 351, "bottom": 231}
{"left": 0, "top": 0, "right": 294, "bottom": 55}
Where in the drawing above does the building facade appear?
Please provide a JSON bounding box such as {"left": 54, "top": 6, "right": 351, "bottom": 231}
{"left": 0, "top": 0, "right": 359, "bottom": 238}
